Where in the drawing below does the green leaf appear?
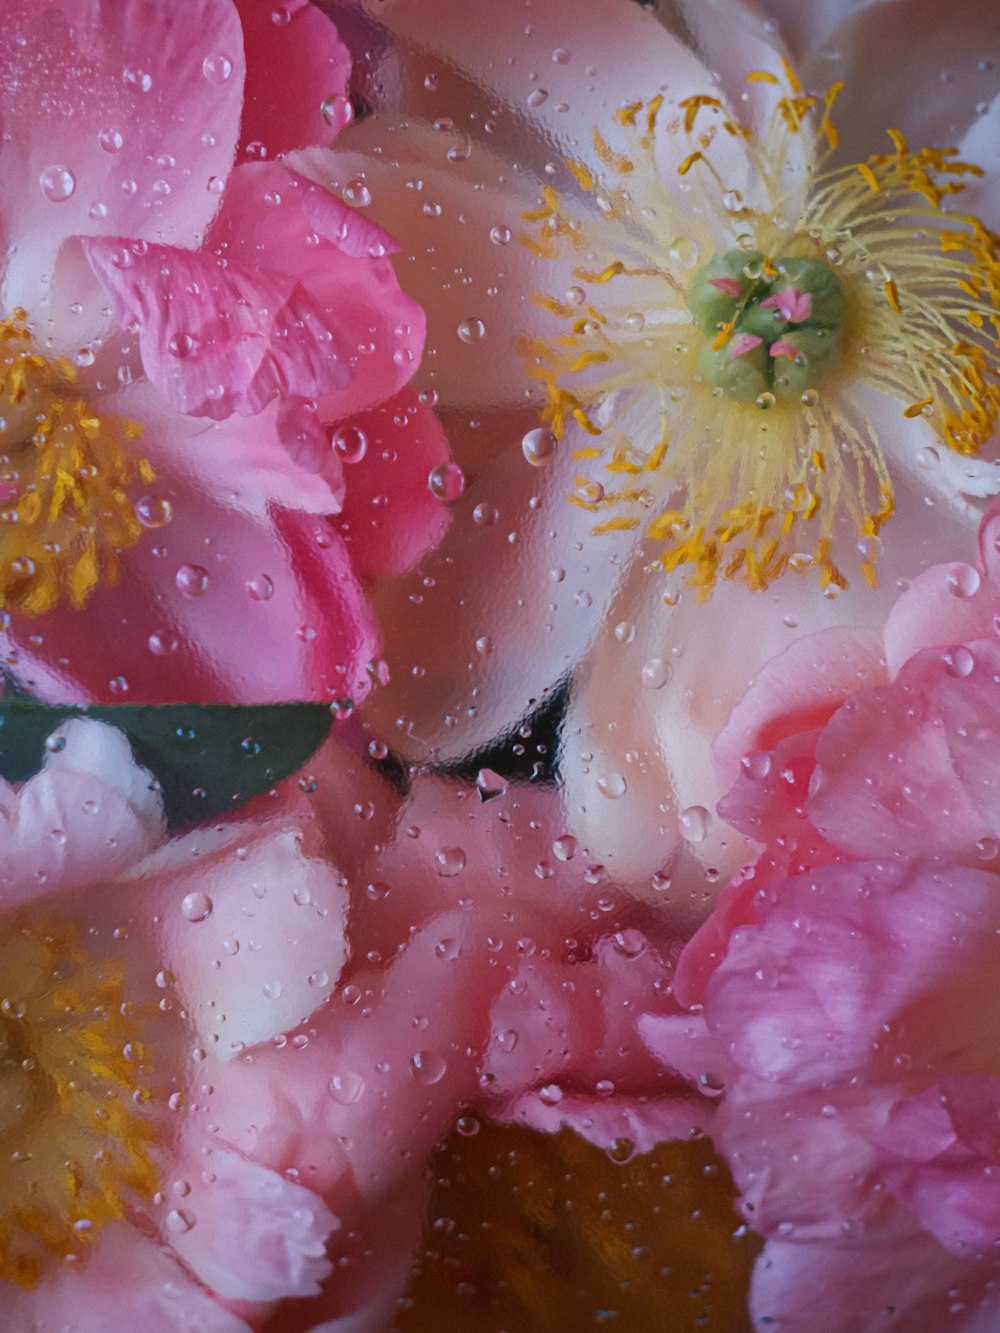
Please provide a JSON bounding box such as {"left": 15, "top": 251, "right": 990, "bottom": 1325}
{"left": 0, "top": 701, "right": 333, "bottom": 827}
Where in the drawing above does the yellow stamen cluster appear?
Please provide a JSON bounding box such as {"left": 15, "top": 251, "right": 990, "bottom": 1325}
{"left": 0, "top": 312, "right": 150, "bottom": 617}
{"left": 520, "top": 62, "right": 1000, "bottom": 597}
{"left": 0, "top": 917, "right": 162, "bottom": 1288}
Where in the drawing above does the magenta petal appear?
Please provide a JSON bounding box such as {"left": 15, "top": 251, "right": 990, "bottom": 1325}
{"left": 334, "top": 391, "right": 451, "bottom": 577}
{"left": 234, "top": 0, "right": 353, "bottom": 158}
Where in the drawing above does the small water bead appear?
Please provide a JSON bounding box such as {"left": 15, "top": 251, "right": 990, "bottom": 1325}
{"left": 343, "top": 179, "right": 371, "bottom": 207}
{"left": 320, "top": 93, "right": 354, "bottom": 132}
{"left": 435, "top": 847, "right": 467, "bottom": 877}
{"left": 947, "top": 563, "right": 981, "bottom": 598}
{"left": 328, "top": 1071, "right": 366, "bottom": 1104}
{"left": 473, "top": 502, "right": 497, "bottom": 526}
{"left": 457, "top": 317, "right": 486, "bottom": 344}
{"left": 612, "top": 929, "right": 647, "bottom": 959}
{"left": 247, "top": 574, "right": 274, "bottom": 601}
{"left": 490, "top": 225, "right": 511, "bottom": 245}
{"left": 945, "top": 646, "right": 975, "bottom": 678}
{"left": 679, "top": 805, "right": 711, "bottom": 843}
{"left": 597, "top": 772, "right": 627, "bottom": 799}
{"left": 552, "top": 834, "right": 578, "bottom": 862}
{"left": 428, "top": 462, "right": 466, "bottom": 502}
{"left": 201, "top": 53, "right": 233, "bottom": 83}
{"left": 614, "top": 621, "right": 635, "bottom": 644}
{"left": 135, "top": 496, "right": 173, "bottom": 528}
{"left": 755, "top": 391, "right": 776, "bottom": 410}
{"left": 39, "top": 165, "right": 76, "bottom": 203}
{"left": 181, "top": 893, "right": 213, "bottom": 923}
{"left": 331, "top": 424, "right": 367, "bottom": 464}
{"left": 166, "top": 1209, "right": 196, "bottom": 1234}
{"left": 526, "top": 88, "right": 549, "bottom": 108}
{"left": 175, "top": 564, "right": 209, "bottom": 597}
{"left": 168, "top": 332, "right": 198, "bottom": 359}
{"left": 641, "top": 658, "right": 672, "bottom": 689}
{"left": 98, "top": 127, "right": 124, "bottom": 153}
{"left": 521, "top": 426, "right": 556, "bottom": 467}
{"left": 538, "top": 1083, "right": 563, "bottom": 1105}
{"left": 668, "top": 238, "right": 700, "bottom": 269}
{"left": 409, "top": 1051, "right": 447, "bottom": 1085}
{"left": 148, "top": 629, "right": 178, "bottom": 656}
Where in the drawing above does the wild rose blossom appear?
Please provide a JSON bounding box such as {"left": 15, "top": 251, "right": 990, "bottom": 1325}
{"left": 0, "top": 718, "right": 358, "bottom": 1330}
{"left": 313, "top": 0, "right": 1000, "bottom": 897}
{"left": 640, "top": 503, "right": 1000, "bottom": 1330}
{"left": 0, "top": 0, "right": 449, "bottom": 705}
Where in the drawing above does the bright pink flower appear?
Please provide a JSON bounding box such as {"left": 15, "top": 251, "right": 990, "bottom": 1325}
{"left": 639, "top": 504, "right": 1000, "bottom": 1329}
{"left": 0, "top": 0, "right": 447, "bottom": 705}
{"left": 198, "top": 747, "right": 704, "bottom": 1325}
{"left": 313, "top": 0, "right": 1000, "bottom": 904}
{"left": 0, "top": 718, "right": 358, "bottom": 1329}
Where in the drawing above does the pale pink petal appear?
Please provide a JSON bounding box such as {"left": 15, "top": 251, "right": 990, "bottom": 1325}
{"left": 498, "top": 1090, "right": 709, "bottom": 1153}
{"left": 155, "top": 825, "right": 350, "bottom": 1054}
{"left": 713, "top": 626, "right": 887, "bottom": 795}
{"left": 818, "top": 0, "right": 1000, "bottom": 171}
{"left": 874, "top": 1075, "right": 1000, "bottom": 1256}
{"left": 1, "top": 719, "right": 163, "bottom": 908}
{"left": 750, "top": 1229, "right": 998, "bottom": 1333}
{"left": 939, "top": 637, "right": 1000, "bottom": 838}
{"left": 235, "top": 0, "right": 352, "bottom": 158}
{"left": 27, "top": 1224, "right": 253, "bottom": 1333}
{"left": 810, "top": 652, "right": 993, "bottom": 861}
{"left": 331, "top": 390, "right": 451, "bottom": 577}
{"left": 0, "top": 0, "right": 244, "bottom": 324}
{"left": 168, "top": 1150, "right": 337, "bottom": 1302}
{"left": 883, "top": 562, "right": 995, "bottom": 680}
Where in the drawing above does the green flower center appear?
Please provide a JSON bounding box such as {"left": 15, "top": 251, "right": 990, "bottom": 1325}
{"left": 688, "top": 250, "right": 846, "bottom": 404}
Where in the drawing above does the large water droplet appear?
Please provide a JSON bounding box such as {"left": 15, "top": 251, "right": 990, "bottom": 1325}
{"left": 328, "top": 1071, "right": 366, "bottom": 1104}
{"left": 409, "top": 1051, "right": 447, "bottom": 1085}
{"left": 181, "top": 892, "right": 213, "bottom": 923}
{"left": 457, "top": 317, "right": 486, "bottom": 344}
{"left": 522, "top": 426, "right": 557, "bottom": 467}
{"left": 679, "top": 805, "right": 711, "bottom": 843}
{"left": 39, "top": 165, "right": 76, "bottom": 203}
{"left": 331, "top": 424, "right": 367, "bottom": 464}
{"left": 135, "top": 496, "right": 173, "bottom": 528}
{"left": 435, "top": 847, "right": 467, "bottom": 878}
{"left": 428, "top": 462, "right": 466, "bottom": 502}
{"left": 176, "top": 564, "right": 209, "bottom": 597}
{"left": 202, "top": 53, "right": 233, "bottom": 83}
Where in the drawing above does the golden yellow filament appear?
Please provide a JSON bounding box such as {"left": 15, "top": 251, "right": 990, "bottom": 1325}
{"left": 520, "top": 64, "right": 1000, "bottom": 597}
{"left": 0, "top": 312, "right": 150, "bottom": 617}
{"left": 0, "top": 916, "right": 164, "bottom": 1288}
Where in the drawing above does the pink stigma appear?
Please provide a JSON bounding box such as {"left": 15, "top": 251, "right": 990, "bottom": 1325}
{"left": 761, "top": 287, "right": 813, "bottom": 323}
{"left": 729, "top": 333, "right": 764, "bottom": 360}
{"left": 709, "top": 277, "right": 743, "bottom": 297}
{"left": 770, "top": 339, "right": 801, "bottom": 362}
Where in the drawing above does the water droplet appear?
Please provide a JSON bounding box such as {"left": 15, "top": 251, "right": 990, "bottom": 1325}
{"left": 166, "top": 1209, "right": 195, "bottom": 1234}
{"left": 607, "top": 1137, "right": 635, "bottom": 1164}
{"left": 947, "top": 564, "right": 981, "bottom": 598}
{"left": 148, "top": 629, "right": 178, "bottom": 656}
{"left": 476, "top": 768, "right": 508, "bottom": 802}
{"left": 553, "top": 834, "right": 578, "bottom": 862}
{"left": 641, "top": 658, "right": 671, "bottom": 689}
{"left": 668, "top": 238, "right": 700, "bottom": 269}
{"left": 435, "top": 937, "right": 460, "bottom": 960}
{"left": 538, "top": 1083, "right": 563, "bottom": 1105}
{"left": 597, "top": 772, "right": 627, "bottom": 799}
{"left": 167, "top": 332, "right": 198, "bottom": 359}
{"left": 435, "top": 847, "right": 467, "bottom": 878}
{"left": 331, "top": 424, "right": 367, "bottom": 464}
{"left": 742, "top": 751, "right": 772, "bottom": 781}
{"left": 522, "top": 426, "right": 557, "bottom": 467}
{"left": 457, "top": 317, "right": 486, "bottom": 344}
{"left": 526, "top": 88, "right": 549, "bottom": 108}
{"left": 135, "top": 496, "right": 173, "bottom": 528}
{"left": 679, "top": 805, "right": 711, "bottom": 843}
{"left": 614, "top": 621, "right": 635, "bottom": 644}
{"left": 343, "top": 178, "right": 371, "bottom": 207}
{"left": 612, "top": 929, "right": 647, "bottom": 959}
{"left": 98, "top": 127, "right": 124, "bottom": 153}
{"left": 428, "top": 462, "right": 466, "bottom": 502}
{"left": 321, "top": 93, "right": 355, "bottom": 131}
{"left": 490, "top": 224, "right": 511, "bottom": 246}
{"left": 328, "top": 1071, "right": 366, "bottom": 1104}
{"left": 755, "top": 391, "right": 776, "bottom": 410}
{"left": 945, "top": 646, "right": 975, "bottom": 678}
{"left": 39, "top": 165, "right": 76, "bottom": 203}
{"left": 181, "top": 892, "right": 213, "bottom": 923}
{"left": 175, "top": 564, "right": 209, "bottom": 597}
{"left": 456, "top": 1113, "right": 480, "bottom": 1136}
{"left": 410, "top": 1051, "right": 447, "bottom": 1084}
{"left": 202, "top": 53, "right": 233, "bottom": 83}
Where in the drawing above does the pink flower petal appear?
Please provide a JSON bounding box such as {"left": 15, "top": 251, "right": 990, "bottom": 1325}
{"left": 332, "top": 390, "right": 451, "bottom": 577}
{"left": 234, "top": 0, "right": 353, "bottom": 158}
{"left": 939, "top": 636, "right": 1000, "bottom": 837}
{"left": 167, "top": 1150, "right": 338, "bottom": 1301}
{"left": 154, "top": 823, "right": 350, "bottom": 1054}
{"left": 729, "top": 332, "right": 764, "bottom": 359}
{"left": 82, "top": 235, "right": 352, "bottom": 420}
{"left": 0, "top": 0, "right": 244, "bottom": 321}
{"left": 31, "top": 1224, "right": 252, "bottom": 1333}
